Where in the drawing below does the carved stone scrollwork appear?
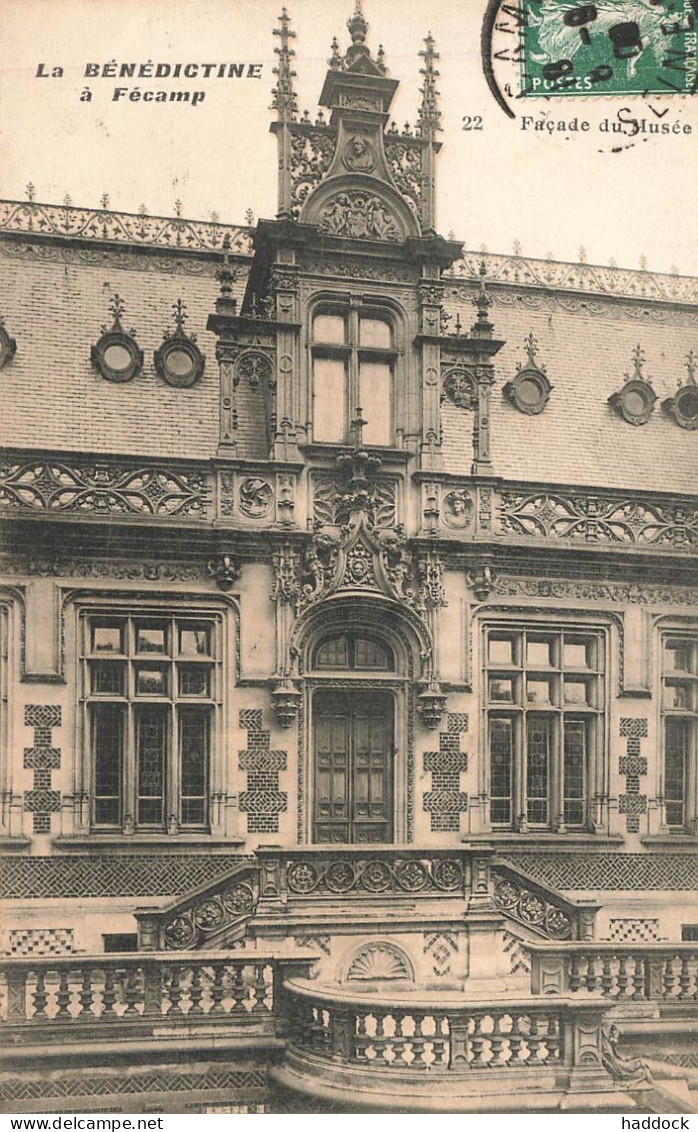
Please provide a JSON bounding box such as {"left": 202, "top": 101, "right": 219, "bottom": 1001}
{"left": 492, "top": 872, "right": 573, "bottom": 940}
{"left": 236, "top": 350, "right": 273, "bottom": 390}
{"left": 384, "top": 138, "right": 423, "bottom": 217}
{"left": 290, "top": 128, "right": 335, "bottom": 218}
{"left": 499, "top": 490, "right": 698, "bottom": 548}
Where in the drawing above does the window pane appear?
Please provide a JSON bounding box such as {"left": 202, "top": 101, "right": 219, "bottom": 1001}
{"left": 180, "top": 710, "right": 208, "bottom": 826}
{"left": 137, "top": 707, "right": 167, "bottom": 825}
{"left": 90, "top": 661, "right": 125, "bottom": 696}
{"left": 359, "top": 318, "right": 391, "bottom": 348}
{"left": 178, "top": 665, "right": 211, "bottom": 697}
{"left": 489, "top": 677, "right": 514, "bottom": 703}
{"left": 489, "top": 637, "right": 514, "bottom": 665}
{"left": 665, "top": 640, "right": 694, "bottom": 674}
{"left": 93, "top": 704, "right": 123, "bottom": 825}
{"left": 179, "top": 625, "right": 212, "bottom": 657}
{"left": 316, "top": 634, "right": 349, "bottom": 669}
{"left": 665, "top": 718, "right": 688, "bottom": 828}
{"left": 135, "top": 623, "right": 168, "bottom": 654}
{"left": 359, "top": 362, "right": 391, "bottom": 446}
{"left": 92, "top": 622, "right": 123, "bottom": 654}
{"left": 354, "top": 637, "right": 392, "bottom": 670}
{"left": 526, "top": 717, "right": 551, "bottom": 825}
{"left": 490, "top": 718, "right": 513, "bottom": 825}
{"left": 527, "top": 678, "right": 553, "bottom": 705}
{"left": 564, "top": 638, "right": 591, "bottom": 669}
{"left": 314, "top": 358, "right": 345, "bottom": 442}
{"left": 564, "top": 679, "right": 591, "bottom": 705}
{"left": 564, "top": 720, "right": 586, "bottom": 826}
{"left": 313, "top": 314, "right": 345, "bottom": 344}
{"left": 527, "top": 638, "right": 552, "bottom": 668}
{"left": 136, "top": 666, "right": 168, "bottom": 696}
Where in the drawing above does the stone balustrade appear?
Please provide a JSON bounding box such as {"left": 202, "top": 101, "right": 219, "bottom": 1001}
{"left": 0, "top": 951, "right": 312, "bottom": 1036}
{"left": 529, "top": 942, "right": 698, "bottom": 1001}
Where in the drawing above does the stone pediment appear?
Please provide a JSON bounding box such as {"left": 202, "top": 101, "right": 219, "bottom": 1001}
{"left": 298, "top": 512, "right": 414, "bottom": 609}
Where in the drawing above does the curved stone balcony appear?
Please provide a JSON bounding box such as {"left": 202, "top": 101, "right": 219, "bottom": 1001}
{"left": 272, "top": 978, "right": 636, "bottom": 1113}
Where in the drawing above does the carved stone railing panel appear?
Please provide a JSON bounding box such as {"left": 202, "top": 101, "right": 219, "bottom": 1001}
{"left": 383, "top": 136, "right": 424, "bottom": 219}
{"left": 135, "top": 861, "right": 260, "bottom": 951}
{"left": 283, "top": 980, "right": 614, "bottom": 1083}
{"left": 529, "top": 943, "right": 698, "bottom": 1001}
{"left": 0, "top": 453, "right": 212, "bottom": 520}
{"left": 0, "top": 952, "right": 313, "bottom": 1034}
{"left": 491, "top": 862, "right": 598, "bottom": 942}
{"left": 447, "top": 251, "right": 698, "bottom": 306}
{"left": 497, "top": 489, "right": 698, "bottom": 550}
{"left": 0, "top": 200, "right": 252, "bottom": 255}
{"left": 258, "top": 850, "right": 466, "bottom": 902}
{"left": 311, "top": 471, "right": 399, "bottom": 530}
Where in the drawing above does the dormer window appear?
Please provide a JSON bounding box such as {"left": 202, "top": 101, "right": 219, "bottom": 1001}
{"left": 311, "top": 307, "right": 396, "bottom": 446}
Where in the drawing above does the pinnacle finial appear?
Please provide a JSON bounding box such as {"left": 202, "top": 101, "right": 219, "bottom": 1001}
{"left": 216, "top": 233, "right": 237, "bottom": 305}
{"left": 418, "top": 30, "right": 441, "bottom": 137}
{"left": 686, "top": 349, "right": 696, "bottom": 385}
{"left": 109, "top": 293, "right": 125, "bottom": 328}
{"left": 272, "top": 7, "right": 298, "bottom": 121}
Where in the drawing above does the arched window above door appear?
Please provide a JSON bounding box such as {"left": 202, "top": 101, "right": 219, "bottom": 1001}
{"left": 314, "top": 631, "right": 394, "bottom": 672}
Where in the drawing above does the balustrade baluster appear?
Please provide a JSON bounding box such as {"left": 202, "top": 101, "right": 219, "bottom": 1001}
{"left": 167, "top": 966, "right": 184, "bottom": 1016}
{"left": 507, "top": 1016, "right": 524, "bottom": 1067}
{"left": 55, "top": 969, "right": 72, "bottom": 1017}
{"left": 230, "top": 963, "right": 247, "bottom": 1014}
{"left": 470, "top": 1014, "right": 486, "bottom": 1067}
{"left": 411, "top": 1014, "right": 426, "bottom": 1069}
{"left": 592, "top": 954, "right": 604, "bottom": 992}
{"left": 546, "top": 1014, "right": 561, "bottom": 1062}
{"left": 79, "top": 969, "right": 95, "bottom": 1018}
{"left": 31, "top": 970, "right": 48, "bottom": 1018}
{"left": 355, "top": 1011, "right": 370, "bottom": 1062}
{"left": 209, "top": 963, "right": 226, "bottom": 1014}
{"left": 527, "top": 1014, "right": 541, "bottom": 1062}
{"left": 188, "top": 966, "right": 204, "bottom": 1014}
{"left": 617, "top": 955, "right": 629, "bottom": 997}
{"left": 431, "top": 1014, "right": 447, "bottom": 1066}
{"left": 252, "top": 962, "right": 268, "bottom": 1013}
{"left": 601, "top": 956, "right": 614, "bottom": 997}
{"left": 678, "top": 957, "right": 693, "bottom": 999}
{"left": 632, "top": 954, "right": 646, "bottom": 997}
{"left": 6, "top": 967, "right": 29, "bottom": 1022}
{"left": 142, "top": 962, "right": 162, "bottom": 1017}
{"left": 123, "top": 967, "right": 141, "bottom": 1014}
{"left": 488, "top": 1015, "right": 504, "bottom": 1068}
{"left": 664, "top": 955, "right": 678, "bottom": 999}
{"left": 374, "top": 1012, "right": 388, "bottom": 1064}
{"left": 102, "top": 969, "right": 118, "bottom": 1017}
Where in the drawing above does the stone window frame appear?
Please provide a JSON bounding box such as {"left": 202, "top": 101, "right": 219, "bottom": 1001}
{"left": 658, "top": 628, "right": 698, "bottom": 835}
{"left": 478, "top": 615, "right": 610, "bottom": 836}
{"left": 74, "top": 597, "right": 235, "bottom": 839}
{"left": 307, "top": 296, "right": 403, "bottom": 447}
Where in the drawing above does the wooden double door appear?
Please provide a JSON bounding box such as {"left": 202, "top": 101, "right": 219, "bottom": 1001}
{"left": 313, "top": 689, "right": 394, "bottom": 844}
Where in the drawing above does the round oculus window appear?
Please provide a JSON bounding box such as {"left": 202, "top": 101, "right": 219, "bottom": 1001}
{"left": 103, "top": 342, "right": 133, "bottom": 373}
{"left": 610, "top": 379, "right": 656, "bottom": 425}
{"left": 674, "top": 385, "right": 698, "bottom": 428}
{"left": 504, "top": 367, "right": 552, "bottom": 415}
{"left": 154, "top": 337, "right": 205, "bottom": 388}
{"left": 0, "top": 323, "right": 17, "bottom": 369}
{"left": 91, "top": 331, "right": 143, "bottom": 383}
{"left": 623, "top": 389, "right": 647, "bottom": 416}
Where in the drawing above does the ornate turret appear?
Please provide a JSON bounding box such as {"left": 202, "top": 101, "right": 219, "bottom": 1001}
{"left": 270, "top": 2, "right": 444, "bottom": 235}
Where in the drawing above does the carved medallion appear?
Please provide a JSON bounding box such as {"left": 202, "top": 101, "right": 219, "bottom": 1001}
{"left": 239, "top": 477, "right": 274, "bottom": 518}
{"left": 341, "top": 135, "right": 377, "bottom": 173}
{"left": 443, "top": 490, "right": 474, "bottom": 529}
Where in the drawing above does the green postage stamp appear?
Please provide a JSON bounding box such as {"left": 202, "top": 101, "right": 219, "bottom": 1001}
{"left": 518, "top": 0, "right": 698, "bottom": 97}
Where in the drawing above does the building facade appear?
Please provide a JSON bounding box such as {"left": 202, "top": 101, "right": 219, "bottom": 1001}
{"left": 1, "top": 4, "right": 697, "bottom": 1114}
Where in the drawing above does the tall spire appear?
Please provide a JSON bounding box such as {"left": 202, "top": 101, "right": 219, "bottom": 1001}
{"left": 417, "top": 32, "right": 441, "bottom": 138}
{"left": 271, "top": 8, "right": 298, "bottom": 122}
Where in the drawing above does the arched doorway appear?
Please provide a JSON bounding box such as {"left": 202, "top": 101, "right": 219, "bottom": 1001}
{"left": 312, "top": 631, "right": 395, "bottom": 844}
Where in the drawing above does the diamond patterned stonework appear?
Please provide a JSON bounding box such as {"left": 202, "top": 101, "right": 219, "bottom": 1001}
{"left": 423, "top": 713, "right": 468, "bottom": 833}
{"left": 618, "top": 718, "right": 648, "bottom": 833}
{"left": 23, "top": 704, "right": 61, "bottom": 834}
{"left": 608, "top": 918, "right": 662, "bottom": 943}
{"left": 5, "top": 927, "right": 76, "bottom": 956}
{"left": 238, "top": 709, "right": 287, "bottom": 834}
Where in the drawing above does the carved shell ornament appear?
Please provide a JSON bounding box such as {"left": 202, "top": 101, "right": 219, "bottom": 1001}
{"left": 345, "top": 942, "right": 414, "bottom": 982}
